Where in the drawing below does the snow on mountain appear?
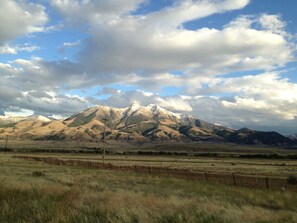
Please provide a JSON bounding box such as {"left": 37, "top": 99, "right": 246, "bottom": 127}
{"left": 288, "top": 134, "right": 297, "bottom": 140}
{"left": 147, "top": 104, "right": 178, "bottom": 116}
{"left": 124, "top": 103, "right": 146, "bottom": 116}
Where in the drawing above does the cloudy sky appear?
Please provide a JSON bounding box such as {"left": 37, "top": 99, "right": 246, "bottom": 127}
{"left": 0, "top": 0, "right": 297, "bottom": 134}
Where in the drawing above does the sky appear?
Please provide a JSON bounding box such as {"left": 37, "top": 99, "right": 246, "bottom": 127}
{"left": 0, "top": 0, "right": 297, "bottom": 135}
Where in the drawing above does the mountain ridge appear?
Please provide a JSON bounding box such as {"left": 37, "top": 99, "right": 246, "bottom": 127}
{"left": 0, "top": 104, "right": 295, "bottom": 146}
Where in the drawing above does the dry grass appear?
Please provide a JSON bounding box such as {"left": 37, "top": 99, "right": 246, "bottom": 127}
{"left": 0, "top": 154, "right": 297, "bottom": 223}
{"left": 15, "top": 153, "right": 297, "bottom": 177}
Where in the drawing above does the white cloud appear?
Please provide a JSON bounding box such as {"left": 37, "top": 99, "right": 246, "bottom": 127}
{"left": 0, "top": 0, "right": 48, "bottom": 45}
{"left": 155, "top": 97, "right": 193, "bottom": 112}
{"left": 76, "top": 12, "right": 293, "bottom": 81}
{"left": 192, "top": 72, "right": 297, "bottom": 122}
{"left": 45, "top": 1, "right": 295, "bottom": 91}
{"left": 204, "top": 72, "right": 297, "bottom": 102}
{"left": 136, "top": 90, "right": 154, "bottom": 97}
{"left": 222, "top": 97, "right": 269, "bottom": 110}
{"left": 5, "top": 109, "right": 34, "bottom": 117}
{"left": 0, "top": 85, "right": 91, "bottom": 117}
{"left": 63, "top": 41, "right": 80, "bottom": 47}
{"left": 142, "top": 0, "right": 250, "bottom": 30}
{"left": 16, "top": 44, "right": 40, "bottom": 52}
{"left": 10, "top": 58, "right": 89, "bottom": 90}
{"left": 0, "top": 45, "right": 17, "bottom": 54}
{"left": 178, "top": 94, "right": 297, "bottom": 134}
{"left": 96, "top": 89, "right": 193, "bottom": 112}
{"left": 58, "top": 40, "right": 81, "bottom": 54}
{"left": 259, "top": 14, "right": 285, "bottom": 34}
{"left": 0, "top": 44, "right": 39, "bottom": 55}
{"left": 51, "top": 0, "right": 146, "bottom": 24}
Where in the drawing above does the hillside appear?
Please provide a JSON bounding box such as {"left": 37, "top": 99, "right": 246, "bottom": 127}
{"left": 0, "top": 104, "right": 295, "bottom": 146}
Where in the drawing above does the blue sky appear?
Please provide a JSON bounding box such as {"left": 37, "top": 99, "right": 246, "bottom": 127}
{"left": 0, "top": 0, "right": 297, "bottom": 134}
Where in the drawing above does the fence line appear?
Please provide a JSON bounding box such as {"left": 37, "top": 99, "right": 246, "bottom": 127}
{"left": 14, "top": 155, "right": 297, "bottom": 191}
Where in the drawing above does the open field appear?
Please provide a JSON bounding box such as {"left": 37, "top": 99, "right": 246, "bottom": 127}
{"left": 1, "top": 153, "right": 297, "bottom": 222}
{"left": 1, "top": 140, "right": 297, "bottom": 154}
{"left": 12, "top": 153, "right": 297, "bottom": 178}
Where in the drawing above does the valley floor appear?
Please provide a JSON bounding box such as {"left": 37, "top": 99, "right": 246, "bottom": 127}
{"left": 0, "top": 153, "right": 297, "bottom": 223}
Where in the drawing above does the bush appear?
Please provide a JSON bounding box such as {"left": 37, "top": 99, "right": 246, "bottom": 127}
{"left": 32, "top": 171, "right": 45, "bottom": 177}
{"left": 287, "top": 175, "right": 297, "bottom": 185}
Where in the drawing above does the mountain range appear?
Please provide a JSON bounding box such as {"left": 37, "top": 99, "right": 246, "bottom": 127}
{"left": 0, "top": 104, "right": 296, "bottom": 146}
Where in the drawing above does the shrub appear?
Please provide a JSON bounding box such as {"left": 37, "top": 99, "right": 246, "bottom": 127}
{"left": 32, "top": 171, "right": 45, "bottom": 177}
{"left": 287, "top": 175, "right": 297, "bottom": 185}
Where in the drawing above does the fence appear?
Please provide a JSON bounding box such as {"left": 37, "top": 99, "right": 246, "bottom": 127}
{"left": 14, "top": 155, "right": 297, "bottom": 191}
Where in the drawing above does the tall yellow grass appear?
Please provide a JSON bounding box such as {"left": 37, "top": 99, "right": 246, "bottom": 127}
{"left": 0, "top": 154, "right": 296, "bottom": 223}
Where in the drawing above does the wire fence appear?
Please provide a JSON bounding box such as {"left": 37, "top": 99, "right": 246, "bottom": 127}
{"left": 14, "top": 155, "right": 297, "bottom": 192}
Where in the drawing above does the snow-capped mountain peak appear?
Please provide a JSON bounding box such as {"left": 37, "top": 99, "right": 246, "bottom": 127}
{"left": 129, "top": 103, "right": 142, "bottom": 112}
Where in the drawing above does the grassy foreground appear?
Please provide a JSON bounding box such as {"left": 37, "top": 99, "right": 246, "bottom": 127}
{"left": 0, "top": 154, "right": 297, "bottom": 223}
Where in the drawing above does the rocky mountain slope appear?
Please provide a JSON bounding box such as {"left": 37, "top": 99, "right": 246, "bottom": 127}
{"left": 0, "top": 104, "right": 295, "bottom": 146}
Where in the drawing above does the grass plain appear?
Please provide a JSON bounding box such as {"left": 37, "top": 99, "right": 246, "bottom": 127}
{"left": 14, "top": 152, "right": 297, "bottom": 178}
{"left": 0, "top": 152, "right": 297, "bottom": 223}
{"left": 1, "top": 139, "right": 296, "bottom": 153}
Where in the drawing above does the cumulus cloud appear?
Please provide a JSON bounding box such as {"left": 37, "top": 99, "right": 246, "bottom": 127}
{"left": 96, "top": 88, "right": 192, "bottom": 112}
{"left": 39, "top": 1, "right": 295, "bottom": 90}
{"left": 51, "top": 0, "right": 268, "bottom": 77}
{"left": 259, "top": 14, "right": 286, "bottom": 34}
{"left": 186, "top": 72, "right": 297, "bottom": 131}
{"left": 17, "top": 91, "right": 90, "bottom": 117}
{"left": 155, "top": 97, "right": 193, "bottom": 112}
{"left": 0, "top": 86, "right": 91, "bottom": 118}
{"left": 76, "top": 8, "right": 293, "bottom": 82}
{"left": 51, "top": 0, "right": 146, "bottom": 25}
{"left": 58, "top": 40, "right": 81, "bottom": 54}
{"left": 0, "top": 0, "right": 48, "bottom": 45}
{"left": 11, "top": 58, "right": 88, "bottom": 90}
{"left": 171, "top": 93, "right": 297, "bottom": 135}
{"left": 142, "top": 0, "right": 250, "bottom": 30}
{"left": 0, "top": 61, "right": 88, "bottom": 117}
{"left": 63, "top": 41, "right": 80, "bottom": 47}
{"left": 200, "top": 72, "right": 297, "bottom": 104}
{"left": 0, "top": 45, "right": 17, "bottom": 54}
{"left": 0, "top": 43, "right": 39, "bottom": 55}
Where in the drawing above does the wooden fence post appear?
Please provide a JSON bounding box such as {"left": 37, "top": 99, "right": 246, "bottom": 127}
{"left": 265, "top": 176, "right": 269, "bottom": 189}
{"left": 4, "top": 135, "right": 8, "bottom": 155}
{"left": 232, "top": 173, "right": 237, "bottom": 186}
